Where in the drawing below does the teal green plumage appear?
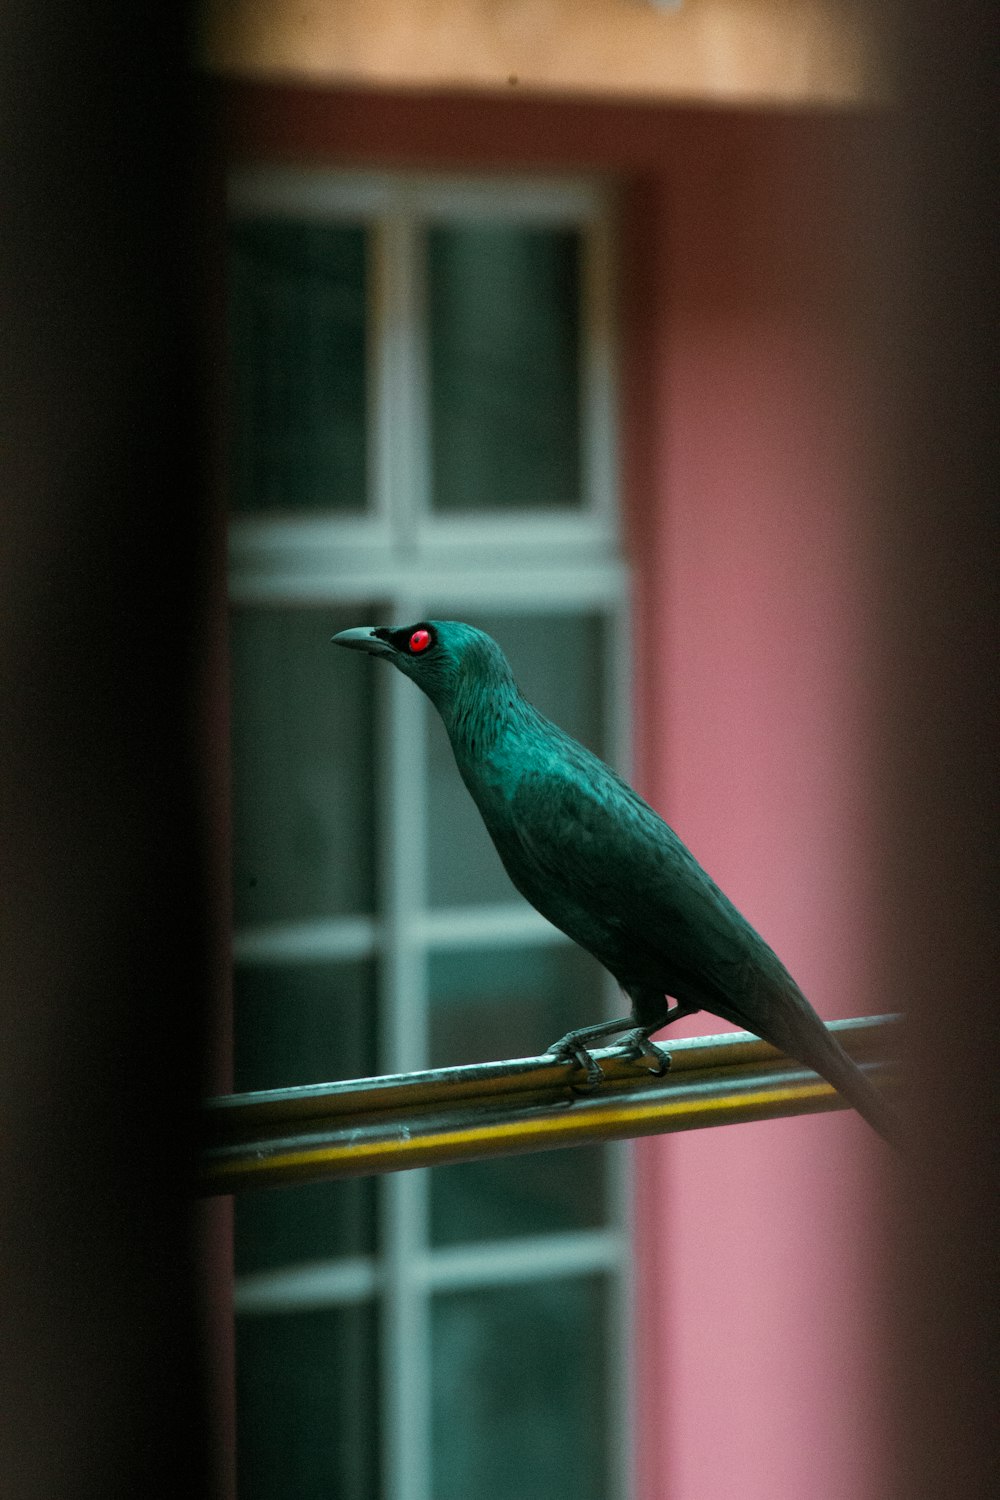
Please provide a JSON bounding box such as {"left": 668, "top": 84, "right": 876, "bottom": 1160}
{"left": 333, "top": 619, "right": 898, "bottom": 1144}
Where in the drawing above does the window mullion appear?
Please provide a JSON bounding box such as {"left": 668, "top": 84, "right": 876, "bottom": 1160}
{"left": 374, "top": 210, "right": 429, "bottom": 551}
{"left": 376, "top": 591, "right": 433, "bottom": 1500}
{"left": 581, "top": 207, "right": 620, "bottom": 532}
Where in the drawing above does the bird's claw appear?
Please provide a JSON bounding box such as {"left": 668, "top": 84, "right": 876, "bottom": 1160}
{"left": 545, "top": 1039, "right": 605, "bottom": 1091}
{"left": 616, "top": 1030, "right": 671, "bottom": 1076}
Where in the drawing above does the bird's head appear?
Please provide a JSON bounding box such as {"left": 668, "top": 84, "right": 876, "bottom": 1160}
{"left": 332, "top": 620, "right": 517, "bottom": 728}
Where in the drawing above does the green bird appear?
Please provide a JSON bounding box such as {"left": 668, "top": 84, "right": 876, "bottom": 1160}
{"left": 333, "top": 619, "right": 898, "bottom": 1145}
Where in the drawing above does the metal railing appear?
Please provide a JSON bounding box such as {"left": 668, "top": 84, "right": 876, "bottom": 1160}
{"left": 200, "top": 1014, "right": 900, "bottom": 1194}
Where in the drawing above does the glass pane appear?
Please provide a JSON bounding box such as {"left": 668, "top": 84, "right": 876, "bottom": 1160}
{"left": 231, "top": 606, "right": 377, "bottom": 925}
{"left": 234, "top": 959, "right": 378, "bottom": 1268}
{"left": 237, "top": 1304, "right": 378, "bottom": 1500}
{"left": 228, "top": 218, "right": 368, "bottom": 514}
{"left": 234, "top": 958, "right": 376, "bottom": 1093}
{"left": 429, "top": 943, "right": 609, "bottom": 1244}
{"left": 431, "top": 1278, "right": 609, "bottom": 1500}
{"left": 428, "top": 223, "right": 582, "bottom": 511}
{"left": 429, "top": 943, "right": 603, "bottom": 1070}
{"left": 236, "top": 1179, "right": 375, "bottom": 1274}
{"left": 427, "top": 610, "right": 607, "bottom": 907}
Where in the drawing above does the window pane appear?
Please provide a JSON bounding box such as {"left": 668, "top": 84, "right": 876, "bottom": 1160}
{"left": 428, "top": 224, "right": 582, "bottom": 511}
{"left": 231, "top": 606, "right": 377, "bottom": 924}
{"left": 236, "top": 1179, "right": 375, "bottom": 1274}
{"left": 228, "top": 218, "right": 367, "bottom": 514}
{"left": 431, "top": 1278, "right": 610, "bottom": 1500}
{"left": 237, "top": 1304, "right": 378, "bottom": 1500}
{"left": 234, "top": 958, "right": 378, "bottom": 1267}
{"left": 429, "top": 943, "right": 602, "bottom": 1070}
{"left": 428, "top": 943, "right": 609, "bottom": 1244}
{"left": 426, "top": 610, "right": 607, "bottom": 907}
{"left": 234, "top": 958, "right": 376, "bottom": 1093}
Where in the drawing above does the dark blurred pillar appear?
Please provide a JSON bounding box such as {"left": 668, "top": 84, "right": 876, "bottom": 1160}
{"left": 888, "top": 2, "right": 998, "bottom": 1496}
{"left": 0, "top": 3, "right": 219, "bottom": 1497}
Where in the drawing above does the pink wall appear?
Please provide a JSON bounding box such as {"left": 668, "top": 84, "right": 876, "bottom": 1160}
{"left": 225, "top": 86, "right": 896, "bottom": 1500}
{"left": 625, "top": 133, "right": 895, "bottom": 1500}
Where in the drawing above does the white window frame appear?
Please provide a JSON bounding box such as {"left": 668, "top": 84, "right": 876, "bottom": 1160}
{"left": 229, "top": 166, "right": 634, "bottom": 1500}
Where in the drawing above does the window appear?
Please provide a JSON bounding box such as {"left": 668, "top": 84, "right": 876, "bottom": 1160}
{"left": 228, "top": 168, "right": 631, "bottom": 1500}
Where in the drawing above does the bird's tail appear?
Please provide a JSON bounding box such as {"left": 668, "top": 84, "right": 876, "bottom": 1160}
{"left": 793, "top": 1014, "right": 901, "bottom": 1148}
{"left": 756, "top": 966, "right": 903, "bottom": 1149}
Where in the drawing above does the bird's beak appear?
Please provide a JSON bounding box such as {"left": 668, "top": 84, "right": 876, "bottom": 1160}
{"left": 331, "top": 626, "right": 394, "bottom": 658}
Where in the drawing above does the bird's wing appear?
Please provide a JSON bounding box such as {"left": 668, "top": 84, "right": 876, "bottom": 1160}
{"left": 496, "top": 733, "right": 901, "bottom": 1145}
{"left": 506, "top": 750, "right": 759, "bottom": 1006}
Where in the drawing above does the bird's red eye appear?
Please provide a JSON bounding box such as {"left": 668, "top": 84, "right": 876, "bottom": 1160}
{"left": 408, "top": 629, "right": 431, "bottom": 654}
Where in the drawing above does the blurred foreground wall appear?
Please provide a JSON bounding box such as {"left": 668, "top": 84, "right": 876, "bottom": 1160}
{"left": 884, "top": 4, "right": 997, "bottom": 1495}
{"left": 0, "top": 2, "right": 223, "bottom": 1496}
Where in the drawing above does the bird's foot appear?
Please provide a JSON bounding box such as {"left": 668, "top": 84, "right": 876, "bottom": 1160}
{"left": 544, "top": 1034, "right": 605, "bottom": 1091}
{"left": 616, "top": 1028, "right": 671, "bottom": 1077}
